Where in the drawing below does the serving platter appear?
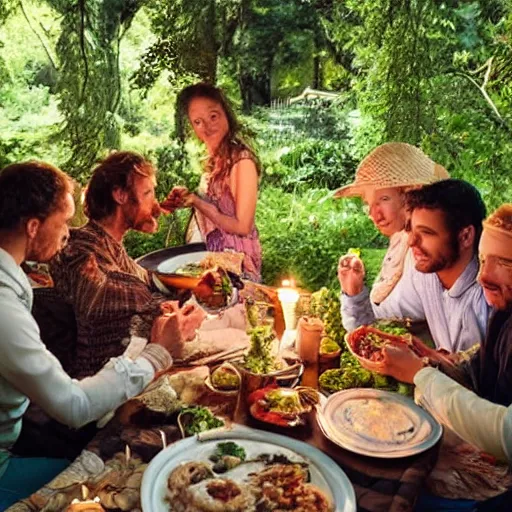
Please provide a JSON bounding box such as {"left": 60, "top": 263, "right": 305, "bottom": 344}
{"left": 136, "top": 242, "right": 207, "bottom": 271}
{"left": 140, "top": 424, "right": 356, "bottom": 512}
{"left": 317, "top": 388, "right": 442, "bottom": 458}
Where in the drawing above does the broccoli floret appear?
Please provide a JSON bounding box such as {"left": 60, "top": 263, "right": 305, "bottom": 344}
{"left": 372, "top": 373, "right": 391, "bottom": 388}
{"left": 211, "top": 442, "right": 246, "bottom": 461}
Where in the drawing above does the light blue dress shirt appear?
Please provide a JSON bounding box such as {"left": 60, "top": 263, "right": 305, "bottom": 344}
{"left": 341, "top": 256, "right": 490, "bottom": 352}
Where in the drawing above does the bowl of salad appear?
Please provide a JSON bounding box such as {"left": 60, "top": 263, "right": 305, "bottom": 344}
{"left": 247, "top": 386, "right": 319, "bottom": 428}
{"left": 205, "top": 363, "right": 241, "bottom": 396}
{"left": 319, "top": 336, "right": 342, "bottom": 362}
{"left": 177, "top": 406, "right": 226, "bottom": 438}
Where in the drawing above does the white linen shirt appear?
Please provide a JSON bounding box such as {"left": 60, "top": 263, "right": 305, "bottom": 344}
{"left": 415, "top": 367, "right": 512, "bottom": 462}
{"left": 0, "top": 248, "right": 158, "bottom": 476}
{"left": 341, "top": 256, "right": 490, "bottom": 352}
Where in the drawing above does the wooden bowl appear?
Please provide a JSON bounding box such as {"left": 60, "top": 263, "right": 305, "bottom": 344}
{"left": 205, "top": 362, "right": 241, "bottom": 396}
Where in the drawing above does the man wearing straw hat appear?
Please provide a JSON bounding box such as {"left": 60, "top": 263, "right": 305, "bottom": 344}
{"left": 336, "top": 142, "right": 449, "bottom": 307}
{"left": 337, "top": 144, "right": 489, "bottom": 352}
{"left": 362, "top": 204, "right": 512, "bottom": 510}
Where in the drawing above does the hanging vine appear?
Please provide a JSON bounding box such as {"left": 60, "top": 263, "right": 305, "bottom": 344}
{"left": 44, "top": 0, "right": 142, "bottom": 181}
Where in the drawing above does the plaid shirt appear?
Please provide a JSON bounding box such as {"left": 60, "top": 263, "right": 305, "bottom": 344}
{"left": 51, "top": 222, "right": 161, "bottom": 378}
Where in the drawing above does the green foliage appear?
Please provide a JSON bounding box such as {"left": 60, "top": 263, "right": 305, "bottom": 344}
{"left": 27, "top": 0, "right": 146, "bottom": 181}
{"left": 276, "top": 140, "right": 356, "bottom": 191}
{"left": 1, "top": 0, "right": 512, "bottom": 299}
{"left": 256, "top": 187, "right": 386, "bottom": 290}
{"left": 309, "top": 287, "right": 345, "bottom": 345}
{"left": 149, "top": 139, "right": 202, "bottom": 199}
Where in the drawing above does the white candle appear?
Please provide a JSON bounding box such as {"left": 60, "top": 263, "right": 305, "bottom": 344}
{"left": 277, "top": 279, "right": 300, "bottom": 330}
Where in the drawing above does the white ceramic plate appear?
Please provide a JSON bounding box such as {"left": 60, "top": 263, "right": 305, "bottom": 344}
{"left": 141, "top": 424, "right": 356, "bottom": 511}
{"left": 317, "top": 388, "right": 442, "bottom": 458}
{"left": 157, "top": 251, "right": 209, "bottom": 275}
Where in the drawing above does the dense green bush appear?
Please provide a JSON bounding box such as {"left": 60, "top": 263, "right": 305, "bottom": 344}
{"left": 277, "top": 139, "right": 356, "bottom": 191}
{"left": 148, "top": 139, "right": 203, "bottom": 200}
{"left": 256, "top": 186, "right": 386, "bottom": 290}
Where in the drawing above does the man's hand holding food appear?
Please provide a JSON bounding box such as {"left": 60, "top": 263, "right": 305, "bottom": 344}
{"left": 151, "top": 300, "right": 206, "bottom": 357}
{"left": 362, "top": 343, "right": 426, "bottom": 384}
{"left": 338, "top": 254, "right": 366, "bottom": 297}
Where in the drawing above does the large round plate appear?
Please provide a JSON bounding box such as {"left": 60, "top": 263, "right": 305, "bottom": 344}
{"left": 141, "top": 424, "right": 356, "bottom": 511}
{"left": 136, "top": 243, "right": 207, "bottom": 271}
{"left": 317, "top": 388, "right": 442, "bottom": 458}
{"left": 156, "top": 250, "right": 209, "bottom": 275}
{"left": 139, "top": 246, "right": 209, "bottom": 290}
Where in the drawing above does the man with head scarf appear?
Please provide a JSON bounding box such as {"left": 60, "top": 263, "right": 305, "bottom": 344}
{"left": 363, "top": 204, "right": 512, "bottom": 509}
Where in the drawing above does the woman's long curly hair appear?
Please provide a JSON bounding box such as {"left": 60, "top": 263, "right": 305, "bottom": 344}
{"left": 176, "top": 83, "right": 260, "bottom": 193}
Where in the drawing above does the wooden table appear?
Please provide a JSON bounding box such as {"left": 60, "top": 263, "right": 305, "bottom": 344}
{"left": 8, "top": 368, "right": 439, "bottom": 512}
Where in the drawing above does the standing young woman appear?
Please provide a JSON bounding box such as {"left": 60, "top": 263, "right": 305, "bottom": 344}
{"left": 164, "top": 83, "right": 262, "bottom": 281}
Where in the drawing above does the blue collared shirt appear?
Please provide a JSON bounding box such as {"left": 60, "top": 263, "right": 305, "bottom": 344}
{"left": 341, "top": 256, "right": 491, "bottom": 352}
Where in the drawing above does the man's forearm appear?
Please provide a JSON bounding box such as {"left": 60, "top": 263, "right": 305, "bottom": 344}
{"left": 415, "top": 367, "right": 510, "bottom": 461}
{"left": 340, "top": 287, "right": 376, "bottom": 331}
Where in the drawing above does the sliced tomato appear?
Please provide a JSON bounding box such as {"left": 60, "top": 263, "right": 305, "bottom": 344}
{"left": 249, "top": 403, "right": 293, "bottom": 427}
{"left": 247, "top": 385, "right": 279, "bottom": 406}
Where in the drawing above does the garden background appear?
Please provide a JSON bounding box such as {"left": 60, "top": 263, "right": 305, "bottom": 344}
{"left": 1, "top": 0, "right": 511, "bottom": 292}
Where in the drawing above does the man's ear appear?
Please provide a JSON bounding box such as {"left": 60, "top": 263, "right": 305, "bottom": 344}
{"left": 459, "top": 225, "right": 475, "bottom": 250}
{"left": 25, "top": 218, "right": 41, "bottom": 240}
{"left": 112, "top": 187, "right": 128, "bottom": 206}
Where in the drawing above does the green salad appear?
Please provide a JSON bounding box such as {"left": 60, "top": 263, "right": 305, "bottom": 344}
{"left": 265, "top": 389, "right": 303, "bottom": 414}
{"left": 371, "top": 319, "right": 411, "bottom": 336}
{"left": 210, "top": 442, "right": 246, "bottom": 462}
{"left": 318, "top": 345, "right": 414, "bottom": 396}
{"left": 320, "top": 336, "right": 341, "bottom": 355}
{"left": 181, "top": 406, "right": 224, "bottom": 436}
{"left": 243, "top": 325, "right": 279, "bottom": 374}
{"left": 211, "top": 366, "right": 240, "bottom": 390}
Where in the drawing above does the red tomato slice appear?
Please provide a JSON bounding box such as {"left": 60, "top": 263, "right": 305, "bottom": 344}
{"left": 249, "top": 403, "right": 292, "bottom": 427}
{"left": 247, "top": 385, "right": 279, "bottom": 405}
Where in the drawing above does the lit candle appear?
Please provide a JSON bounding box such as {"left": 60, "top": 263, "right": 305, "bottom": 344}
{"left": 277, "top": 279, "right": 300, "bottom": 330}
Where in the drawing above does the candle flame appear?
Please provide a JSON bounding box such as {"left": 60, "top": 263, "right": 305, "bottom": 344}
{"left": 125, "top": 444, "right": 131, "bottom": 464}
{"left": 81, "top": 485, "right": 89, "bottom": 500}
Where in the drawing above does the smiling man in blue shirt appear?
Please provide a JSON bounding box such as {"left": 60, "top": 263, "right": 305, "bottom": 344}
{"left": 339, "top": 179, "right": 490, "bottom": 353}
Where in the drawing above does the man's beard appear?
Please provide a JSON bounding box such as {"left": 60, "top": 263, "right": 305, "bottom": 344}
{"left": 126, "top": 195, "right": 159, "bottom": 233}
{"left": 415, "top": 241, "right": 460, "bottom": 274}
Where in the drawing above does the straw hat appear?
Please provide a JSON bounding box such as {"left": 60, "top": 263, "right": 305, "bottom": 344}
{"left": 334, "top": 142, "right": 449, "bottom": 198}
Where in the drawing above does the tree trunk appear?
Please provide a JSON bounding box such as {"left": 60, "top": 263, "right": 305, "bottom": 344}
{"left": 313, "top": 29, "right": 323, "bottom": 89}
{"left": 239, "top": 70, "right": 271, "bottom": 111}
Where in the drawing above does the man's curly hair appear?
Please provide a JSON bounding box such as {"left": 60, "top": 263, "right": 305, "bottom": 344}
{"left": 406, "top": 178, "right": 487, "bottom": 252}
{"left": 0, "top": 161, "right": 73, "bottom": 231}
{"left": 486, "top": 204, "right": 512, "bottom": 233}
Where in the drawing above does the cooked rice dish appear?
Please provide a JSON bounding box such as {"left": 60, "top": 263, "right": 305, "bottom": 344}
{"left": 166, "top": 456, "right": 334, "bottom": 512}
